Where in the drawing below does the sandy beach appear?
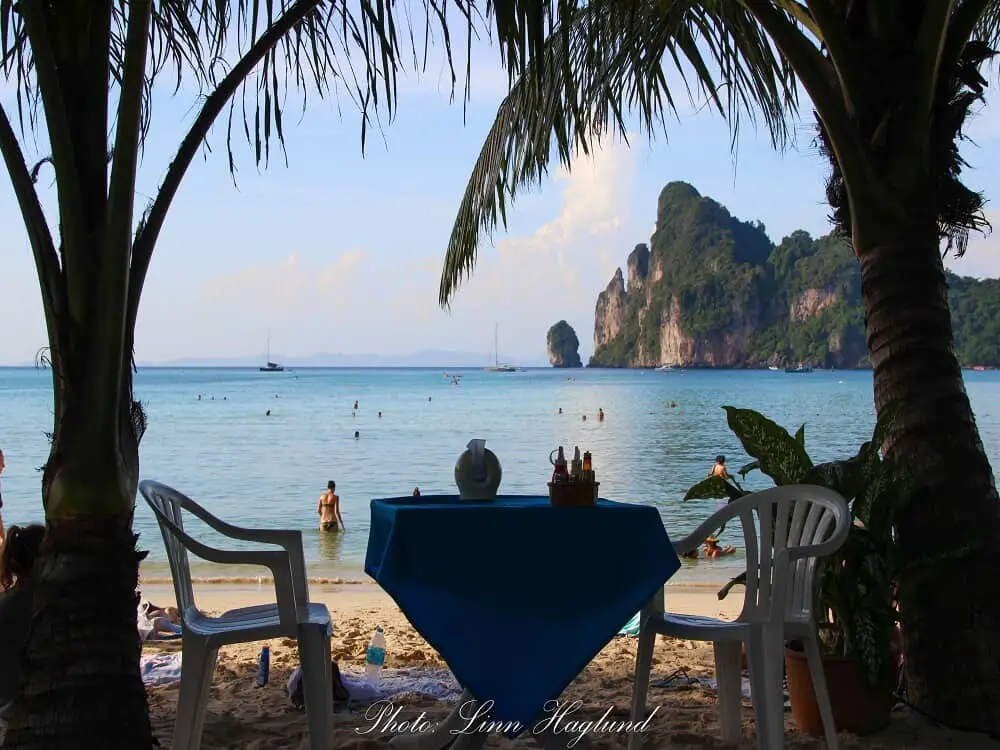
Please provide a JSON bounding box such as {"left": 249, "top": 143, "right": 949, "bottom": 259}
{"left": 141, "top": 582, "right": 992, "bottom": 749}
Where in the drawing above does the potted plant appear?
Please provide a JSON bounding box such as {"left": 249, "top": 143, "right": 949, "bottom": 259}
{"left": 683, "top": 406, "right": 904, "bottom": 736}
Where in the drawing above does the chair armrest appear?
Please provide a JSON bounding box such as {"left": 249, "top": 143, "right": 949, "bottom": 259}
{"left": 672, "top": 500, "right": 751, "bottom": 555}
{"left": 157, "top": 514, "right": 299, "bottom": 627}
{"left": 177, "top": 500, "right": 309, "bottom": 607}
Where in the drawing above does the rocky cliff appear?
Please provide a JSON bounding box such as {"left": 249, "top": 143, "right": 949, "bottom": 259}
{"left": 591, "top": 182, "right": 1000, "bottom": 369}
{"left": 591, "top": 182, "right": 863, "bottom": 368}
{"left": 547, "top": 320, "right": 582, "bottom": 368}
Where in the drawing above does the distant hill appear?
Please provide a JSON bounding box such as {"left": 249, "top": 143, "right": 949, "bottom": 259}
{"left": 137, "top": 349, "right": 551, "bottom": 368}
{"left": 592, "top": 181, "right": 1000, "bottom": 369}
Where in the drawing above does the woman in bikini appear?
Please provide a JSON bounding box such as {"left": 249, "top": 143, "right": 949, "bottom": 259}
{"left": 318, "top": 481, "right": 345, "bottom": 532}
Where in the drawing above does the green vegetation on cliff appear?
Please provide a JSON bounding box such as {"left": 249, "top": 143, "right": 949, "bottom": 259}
{"left": 592, "top": 182, "right": 1000, "bottom": 368}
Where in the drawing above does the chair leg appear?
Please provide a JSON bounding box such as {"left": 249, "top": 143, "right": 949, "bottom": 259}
{"left": 298, "top": 622, "right": 334, "bottom": 750}
{"left": 173, "top": 637, "right": 219, "bottom": 750}
{"left": 714, "top": 640, "right": 743, "bottom": 744}
{"left": 803, "top": 631, "right": 838, "bottom": 750}
{"left": 761, "top": 627, "right": 787, "bottom": 750}
{"left": 745, "top": 628, "right": 781, "bottom": 750}
{"left": 627, "top": 624, "right": 657, "bottom": 750}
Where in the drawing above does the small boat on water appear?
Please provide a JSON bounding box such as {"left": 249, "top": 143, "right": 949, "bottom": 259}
{"left": 655, "top": 364, "right": 675, "bottom": 371}
{"left": 484, "top": 323, "right": 518, "bottom": 372}
{"left": 785, "top": 364, "right": 813, "bottom": 374}
{"left": 259, "top": 330, "right": 284, "bottom": 372}
{"left": 768, "top": 365, "right": 780, "bottom": 371}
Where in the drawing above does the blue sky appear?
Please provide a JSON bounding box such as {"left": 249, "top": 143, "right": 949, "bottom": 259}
{"left": 2, "top": 33, "right": 1000, "bottom": 366}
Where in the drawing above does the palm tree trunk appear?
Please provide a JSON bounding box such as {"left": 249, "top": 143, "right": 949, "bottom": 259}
{"left": 2, "top": 364, "right": 153, "bottom": 749}
{"left": 859, "top": 225, "right": 1000, "bottom": 734}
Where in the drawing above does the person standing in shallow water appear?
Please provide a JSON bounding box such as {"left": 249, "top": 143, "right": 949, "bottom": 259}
{"left": 709, "top": 455, "right": 732, "bottom": 480}
{"left": 318, "top": 481, "right": 344, "bottom": 532}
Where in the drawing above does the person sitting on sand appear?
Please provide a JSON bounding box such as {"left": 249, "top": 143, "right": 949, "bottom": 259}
{"left": 0, "top": 524, "right": 44, "bottom": 708}
{"left": 137, "top": 599, "right": 182, "bottom": 641}
{"left": 709, "top": 455, "right": 732, "bottom": 480}
{"left": 318, "top": 481, "right": 344, "bottom": 532}
{"left": 703, "top": 536, "right": 736, "bottom": 558}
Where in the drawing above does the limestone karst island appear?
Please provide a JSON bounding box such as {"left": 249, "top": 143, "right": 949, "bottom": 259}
{"left": 546, "top": 321, "right": 582, "bottom": 368}
{"left": 591, "top": 182, "right": 1000, "bottom": 369}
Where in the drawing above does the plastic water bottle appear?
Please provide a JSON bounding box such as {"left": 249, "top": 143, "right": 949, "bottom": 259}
{"left": 256, "top": 645, "right": 270, "bottom": 687}
{"left": 365, "top": 626, "right": 386, "bottom": 685}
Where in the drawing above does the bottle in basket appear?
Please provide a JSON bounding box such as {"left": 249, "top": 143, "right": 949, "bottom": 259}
{"left": 365, "top": 626, "right": 387, "bottom": 685}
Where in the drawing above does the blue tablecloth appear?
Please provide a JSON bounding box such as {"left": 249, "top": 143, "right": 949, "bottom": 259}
{"left": 365, "top": 494, "right": 680, "bottom": 733}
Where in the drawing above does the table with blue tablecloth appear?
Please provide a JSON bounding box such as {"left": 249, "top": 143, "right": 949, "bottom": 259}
{"left": 365, "top": 494, "right": 680, "bottom": 749}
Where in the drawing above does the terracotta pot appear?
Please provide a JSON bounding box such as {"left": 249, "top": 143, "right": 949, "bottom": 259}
{"left": 784, "top": 640, "right": 897, "bottom": 736}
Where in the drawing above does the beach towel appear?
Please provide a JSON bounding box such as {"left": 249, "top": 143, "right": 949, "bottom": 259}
{"left": 141, "top": 652, "right": 183, "bottom": 687}
{"left": 618, "top": 612, "right": 641, "bottom": 636}
{"left": 287, "top": 665, "right": 462, "bottom": 711}
{"left": 341, "top": 666, "right": 463, "bottom": 703}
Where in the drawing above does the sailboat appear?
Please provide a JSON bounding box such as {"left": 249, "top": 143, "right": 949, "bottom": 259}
{"left": 484, "top": 323, "right": 517, "bottom": 372}
{"left": 259, "top": 330, "right": 284, "bottom": 372}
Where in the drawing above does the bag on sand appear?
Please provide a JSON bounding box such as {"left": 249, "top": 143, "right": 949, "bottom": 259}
{"left": 287, "top": 661, "right": 350, "bottom": 710}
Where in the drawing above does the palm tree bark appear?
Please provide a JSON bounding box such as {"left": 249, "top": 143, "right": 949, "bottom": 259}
{"left": 859, "top": 221, "right": 1000, "bottom": 734}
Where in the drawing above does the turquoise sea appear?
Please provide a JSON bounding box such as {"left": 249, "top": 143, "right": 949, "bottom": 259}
{"left": 2, "top": 366, "right": 1000, "bottom": 586}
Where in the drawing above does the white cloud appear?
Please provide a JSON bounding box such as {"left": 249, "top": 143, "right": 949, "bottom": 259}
{"left": 153, "top": 137, "right": 640, "bottom": 362}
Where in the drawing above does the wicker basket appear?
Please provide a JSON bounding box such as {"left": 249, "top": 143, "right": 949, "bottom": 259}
{"left": 548, "top": 480, "right": 598, "bottom": 507}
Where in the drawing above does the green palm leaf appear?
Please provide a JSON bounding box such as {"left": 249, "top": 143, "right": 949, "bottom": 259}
{"left": 438, "top": 0, "right": 797, "bottom": 305}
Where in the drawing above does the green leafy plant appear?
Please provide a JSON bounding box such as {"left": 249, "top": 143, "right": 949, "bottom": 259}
{"left": 683, "top": 406, "right": 903, "bottom": 689}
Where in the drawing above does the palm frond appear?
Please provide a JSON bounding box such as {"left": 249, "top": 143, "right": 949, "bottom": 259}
{"left": 438, "top": 0, "right": 798, "bottom": 306}
{"left": 1, "top": 0, "right": 481, "bottom": 167}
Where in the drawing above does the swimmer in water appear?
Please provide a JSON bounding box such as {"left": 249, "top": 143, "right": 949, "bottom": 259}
{"left": 598, "top": 408, "right": 605, "bottom": 422}
{"left": 582, "top": 414, "right": 587, "bottom": 422}
{"left": 703, "top": 536, "right": 736, "bottom": 558}
{"left": 680, "top": 549, "right": 699, "bottom": 560}
{"left": 709, "top": 455, "right": 732, "bottom": 480}
{"left": 317, "top": 481, "right": 344, "bottom": 532}
{"left": 354, "top": 430, "right": 360, "bottom": 439}
{"left": 354, "top": 400, "right": 359, "bottom": 410}
{"left": 558, "top": 407, "right": 563, "bottom": 414}
{"left": 265, "top": 409, "right": 271, "bottom": 416}
{"left": 378, "top": 411, "right": 382, "bottom": 418}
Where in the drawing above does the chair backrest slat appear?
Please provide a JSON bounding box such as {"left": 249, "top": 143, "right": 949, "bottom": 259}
{"left": 700, "top": 485, "right": 849, "bottom": 624}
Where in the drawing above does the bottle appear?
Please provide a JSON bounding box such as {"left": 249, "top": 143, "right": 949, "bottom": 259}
{"left": 256, "top": 645, "right": 270, "bottom": 687}
{"left": 365, "top": 626, "right": 387, "bottom": 685}
{"left": 570, "top": 446, "right": 582, "bottom": 480}
{"left": 553, "top": 446, "right": 569, "bottom": 483}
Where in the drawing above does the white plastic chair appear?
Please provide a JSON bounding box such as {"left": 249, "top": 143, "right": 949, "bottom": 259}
{"left": 140, "top": 480, "right": 333, "bottom": 750}
{"left": 629, "top": 484, "right": 850, "bottom": 750}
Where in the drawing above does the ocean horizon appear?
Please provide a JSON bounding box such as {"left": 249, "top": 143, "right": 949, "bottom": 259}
{"left": 3, "top": 366, "right": 999, "bottom": 588}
